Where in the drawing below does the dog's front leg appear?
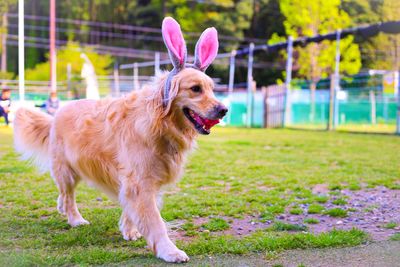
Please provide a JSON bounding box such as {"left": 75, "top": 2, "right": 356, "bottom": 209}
{"left": 119, "top": 181, "right": 189, "bottom": 263}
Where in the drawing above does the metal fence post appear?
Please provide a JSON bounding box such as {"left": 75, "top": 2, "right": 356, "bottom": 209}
{"left": 284, "top": 36, "right": 293, "bottom": 127}
{"left": 397, "top": 72, "right": 400, "bottom": 134}
{"left": 154, "top": 52, "right": 160, "bottom": 75}
{"left": 227, "top": 50, "right": 236, "bottom": 125}
{"left": 333, "top": 30, "right": 341, "bottom": 128}
{"left": 369, "top": 90, "right": 376, "bottom": 125}
{"left": 133, "top": 62, "right": 139, "bottom": 90}
{"left": 113, "top": 62, "right": 120, "bottom": 97}
{"left": 328, "top": 74, "right": 335, "bottom": 130}
{"left": 228, "top": 50, "right": 236, "bottom": 94}
{"left": 246, "top": 43, "right": 254, "bottom": 128}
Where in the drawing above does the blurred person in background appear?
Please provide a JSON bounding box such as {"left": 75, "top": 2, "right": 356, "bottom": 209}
{"left": 0, "top": 88, "right": 12, "bottom": 126}
{"left": 36, "top": 92, "right": 60, "bottom": 116}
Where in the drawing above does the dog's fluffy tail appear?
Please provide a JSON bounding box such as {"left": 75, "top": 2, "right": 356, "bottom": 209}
{"left": 13, "top": 108, "right": 53, "bottom": 172}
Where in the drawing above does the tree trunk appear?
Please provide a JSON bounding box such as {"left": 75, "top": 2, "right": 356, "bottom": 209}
{"left": 161, "top": 0, "right": 167, "bottom": 17}
{"left": 1, "top": 13, "right": 7, "bottom": 74}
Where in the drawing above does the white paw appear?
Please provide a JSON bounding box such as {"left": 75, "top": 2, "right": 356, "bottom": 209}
{"left": 157, "top": 248, "right": 189, "bottom": 263}
{"left": 69, "top": 218, "right": 90, "bottom": 227}
{"left": 57, "top": 196, "right": 65, "bottom": 215}
{"left": 122, "top": 228, "right": 142, "bottom": 241}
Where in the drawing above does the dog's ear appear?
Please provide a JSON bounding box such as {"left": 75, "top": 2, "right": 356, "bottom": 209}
{"left": 162, "top": 17, "right": 187, "bottom": 70}
{"left": 193, "top": 27, "right": 218, "bottom": 72}
{"left": 162, "top": 74, "right": 181, "bottom": 115}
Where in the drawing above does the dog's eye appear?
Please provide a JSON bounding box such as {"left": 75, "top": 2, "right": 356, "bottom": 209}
{"left": 190, "top": 85, "right": 202, "bottom": 93}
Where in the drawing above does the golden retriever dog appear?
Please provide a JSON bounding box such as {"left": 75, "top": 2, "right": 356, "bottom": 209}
{"left": 13, "top": 17, "right": 226, "bottom": 263}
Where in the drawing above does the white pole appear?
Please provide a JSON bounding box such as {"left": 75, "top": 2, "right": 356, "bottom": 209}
{"left": 113, "top": 62, "right": 120, "bottom": 97}
{"left": 370, "top": 90, "right": 376, "bottom": 125}
{"left": 18, "top": 0, "right": 25, "bottom": 102}
{"left": 49, "top": 0, "right": 57, "bottom": 93}
{"left": 154, "top": 52, "right": 160, "bottom": 75}
{"left": 228, "top": 50, "right": 236, "bottom": 94}
{"left": 396, "top": 71, "right": 400, "bottom": 135}
{"left": 227, "top": 50, "right": 236, "bottom": 125}
{"left": 133, "top": 62, "right": 139, "bottom": 90}
{"left": 284, "top": 36, "right": 293, "bottom": 126}
{"left": 333, "top": 30, "right": 341, "bottom": 128}
{"left": 246, "top": 43, "right": 254, "bottom": 128}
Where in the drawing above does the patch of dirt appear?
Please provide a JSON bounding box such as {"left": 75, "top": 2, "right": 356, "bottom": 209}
{"left": 282, "top": 186, "right": 400, "bottom": 241}
{"left": 312, "top": 183, "right": 329, "bottom": 194}
{"left": 169, "top": 187, "right": 400, "bottom": 241}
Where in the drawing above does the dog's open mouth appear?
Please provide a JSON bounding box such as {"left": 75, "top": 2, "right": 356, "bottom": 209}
{"left": 183, "top": 108, "right": 220, "bottom": 135}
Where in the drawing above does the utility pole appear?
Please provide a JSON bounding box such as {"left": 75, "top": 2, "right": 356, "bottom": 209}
{"left": 50, "top": 0, "right": 57, "bottom": 93}
{"left": 18, "top": 0, "right": 25, "bottom": 102}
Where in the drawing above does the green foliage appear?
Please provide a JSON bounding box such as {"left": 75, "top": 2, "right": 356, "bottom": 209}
{"left": 277, "top": 0, "right": 361, "bottom": 84}
{"left": 25, "top": 42, "right": 112, "bottom": 81}
{"left": 314, "top": 196, "right": 329, "bottom": 204}
{"left": 290, "top": 207, "right": 303, "bottom": 215}
{"left": 308, "top": 204, "right": 325, "bottom": 214}
{"left": 390, "top": 233, "right": 400, "bottom": 241}
{"left": 270, "top": 222, "right": 308, "bottom": 232}
{"left": 383, "top": 222, "right": 397, "bottom": 229}
{"left": 324, "top": 208, "right": 348, "bottom": 218}
{"left": 332, "top": 198, "right": 348, "bottom": 206}
{"left": 170, "top": 0, "right": 252, "bottom": 51}
{"left": 304, "top": 218, "right": 320, "bottom": 224}
{"left": 0, "top": 127, "right": 398, "bottom": 264}
{"left": 0, "top": 71, "right": 13, "bottom": 80}
{"left": 342, "top": 0, "right": 380, "bottom": 25}
{"left": 181, "top": 221, "right": 200, "bottom": 237}
{"left": 202, "top": 218, "right": 230, "bottom": 232}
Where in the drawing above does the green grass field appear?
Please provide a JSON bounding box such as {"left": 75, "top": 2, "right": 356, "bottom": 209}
{"left": 0, "top": 126, "right": 399, "bottom": 266}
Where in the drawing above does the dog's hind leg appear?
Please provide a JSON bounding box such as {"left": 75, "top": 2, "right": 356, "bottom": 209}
{"left": 119, "top": 210, "right": 142, "bottom": 241}
{"left": 51, "top": 161, "right": 89, "bottom": 227}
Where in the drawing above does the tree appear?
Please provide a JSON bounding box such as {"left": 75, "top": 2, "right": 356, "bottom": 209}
{"left": 168, "top": 0, "right": 253, "bottom": 52}
{"left": 25, "top": 42, "right": 112, "bottom": 81}
{"left": 277, "top": 0, "right": 361, "bottom": 120}
{"left": 363, "top": 0, "right": 400, "bottom": 71}
{"left": 0, "top": 0, "right": 16, "bottom": 78}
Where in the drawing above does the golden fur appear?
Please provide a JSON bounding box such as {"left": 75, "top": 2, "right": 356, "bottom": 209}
{"left": 13, "top": 68, "right": 225, "bottom": 263}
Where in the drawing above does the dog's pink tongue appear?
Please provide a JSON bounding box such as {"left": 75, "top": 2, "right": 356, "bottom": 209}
{"left": 203, "top": 118, "right": 220, "bottom": 130}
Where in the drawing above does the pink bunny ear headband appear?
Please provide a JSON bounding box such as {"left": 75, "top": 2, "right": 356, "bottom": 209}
{"left": 161, "top": 17, "right": 219, "bottom": 107}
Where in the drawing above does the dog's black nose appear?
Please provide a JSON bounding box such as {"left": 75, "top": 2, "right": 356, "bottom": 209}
{"left": 216, "top": 104, "right": 228, "bottom": 118}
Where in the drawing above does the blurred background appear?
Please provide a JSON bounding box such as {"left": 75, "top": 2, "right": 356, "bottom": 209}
{"left": 0, "top": 0, "right": 399, "bottom": 133}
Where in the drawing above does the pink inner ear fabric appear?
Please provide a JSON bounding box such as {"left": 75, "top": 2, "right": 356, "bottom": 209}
{"left": 162, "top": 18, "right": 185, "bottom": 64}
{"left": 198, "top": 28, "right": 218, "bottom": 69}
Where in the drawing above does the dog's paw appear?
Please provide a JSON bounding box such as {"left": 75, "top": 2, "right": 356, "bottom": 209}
{"left": 157, "top": 248, "right": 189, "bottom": 263}
{"left": 57, "top": 196, "right": 66, "bottom": 215}
{"left": 57, "top": 205, "right": 66, "bottom": 215}
{"left": 122, "top": 228, "right": 142, "bottom": 241}
{"left": 69, "top": 218, "right": 90, "bottom": 227}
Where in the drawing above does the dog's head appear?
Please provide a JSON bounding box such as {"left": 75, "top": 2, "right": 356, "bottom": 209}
{"left": 161, "top": 17, "right": 228, "bottom": 135}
